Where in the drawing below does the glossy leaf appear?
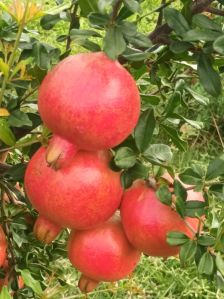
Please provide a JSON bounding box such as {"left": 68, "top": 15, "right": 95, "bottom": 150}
{"left": 0, "top": 118, "right": 16, "bottom": 146}
{"left": 134, "top": 109, "right": 155, "bottom": 153}
{"left": 114, "top": 147, "right": 137, "bottom": 169}
{"left": 167, "top": 231, "right": 189, "bottom": 246}
{"left": 103, "top": 26, "right": 126, "bottom": 60}
{"left": 161, "top": 124, "right": 187, "bottom": 151}
{"left": 180, "top": 240, "right": 197, "bottom": 265}
{"left": 156, "top": 184, "right": 172, "bottom": 206}
{"left": 164, "top": 8, "right": 190, "bottom": 35}
{"left": 198, "top": 252, "right": 214, "bottom": 275}
{"left": 198, "top": 54, "right": 222, "bottom": 97}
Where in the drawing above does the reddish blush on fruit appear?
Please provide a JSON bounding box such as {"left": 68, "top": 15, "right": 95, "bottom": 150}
{"left": 121, "top": 180, "right": 204, "bottom": 258}
{"left": 25, "top": 137, "right": 123, "bottom": 230}
{"left": 68, "top": 216, "right": 141, "bottom": 293}
{"left": 33, "top": 215, "right": 62, "bottom": 244}
{"left": 38, "top": 52, "right": 140, "bottom": 151}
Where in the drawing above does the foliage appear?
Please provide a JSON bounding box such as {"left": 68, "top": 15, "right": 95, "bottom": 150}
{"left": 0, "top": 0, "right": 224, "bottom": 298}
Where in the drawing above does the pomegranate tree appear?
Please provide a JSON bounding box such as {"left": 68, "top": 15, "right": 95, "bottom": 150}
{"left": 121, "top": 180, "right": 204, "bottom": 258}
{"left": 38, "top": 52, "right": 140, "bottom": 152}
{"left": 24, "top": 136, "right": 123, "bottom": 230}
{"left": 68, "top": 216, "right": 141, "bottom": 293}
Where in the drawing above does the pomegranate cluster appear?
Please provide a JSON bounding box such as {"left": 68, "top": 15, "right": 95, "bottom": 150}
{"left": 24, "top": 52, "right": 203, "bottom": 294}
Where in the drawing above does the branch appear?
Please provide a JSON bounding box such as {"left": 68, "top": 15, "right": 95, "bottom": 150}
{"left": 156, "top": 0, "right": 166, "bottom": 28}
{"left": 206, "top": 6, "right": 224, "bottom": 16}
{"left": 111, "top": 0, "right": 123, "bottom": 22}
{"left": 66, "top": 3, "right": 79, "bottom": 51}
{"left": 149, "top": 0, "right": 215, "bottom": 44}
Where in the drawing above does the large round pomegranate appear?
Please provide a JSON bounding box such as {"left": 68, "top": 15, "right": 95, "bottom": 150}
{"left": 0, "top": 225, "right": 7, "bottom": 267}
{"left": 68, "top": 216, "right": 141, "bottom": 292}
{"left": 121, "top": 180, "right": 204, "bottom": 258}
{"left": 24, "top": 137, "right": 123, "bottom": 230}
{"left": 38, "top": 52, "right": 140, "bottom": 151}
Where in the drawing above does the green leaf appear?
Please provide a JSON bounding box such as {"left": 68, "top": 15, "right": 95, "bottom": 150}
{"left": 185, "top": 87, "right": 209, "bottom": 105}
{"left": 213, "top": 35, "right": 224, "bottom": 55}
{"left": 171, "top": 113, "right": 203, "bottom": 130}
{"left": 123, "top": 0, "right": 140, "bottom": 13}
{"left": 141, "top": 94, "right": 160, "bottom": 107}
{"left": 40, "top": 13, "right": 61, "bottom": 30}
{"left": 216, "top": 253, "right": 224, "bottom": 277}
{"left": 192, "top": 14, "right": 222, "bottom": 32}
{"left": 0, "top": 118, "right": 16, "bottom": 146}
{"left": 179, "top": 166, "right": 204, "bottom": 185}
{"left": 114, "top": 147, "right": 137, "bottom": 169}
{"left": 170, "top": 40, "right": 191, "bottom": 54}
{"left": 165, "top": 91, "right": 182, "bottom": 116}
{"left": 122, "top": 48, "right": 150, "bottom": 62}
{"left": 134, "top": 109, "right": 156, "bottom": 153}
{"left": 143, "top": 144, "right": 173, "bottom": 163}
{"left": 75, "top": 38, "right": 101, "bottom": 52}
{"left": 206, "top": 155, "right": 224, "bottom": 180}
{"left": 198, "top": 235, "right": 216, "bottom": 246}
{"left": 167, "top": 231, "right": 189, "bottom": 246}
{"left": 79, "top": 0, "right": 99, "bottom": 17}
{"left": 161, "top": 124, "right": 187, "bottom": 151}
{"left": 0, "top": 287, "right": 12, "bottom": 299}
{"left": 8, "top": 110, "right": 32, "bottom": 128}
{"left": 156, "top": 184, "right": 172, "bottom": 206}
{"left": 174, "top": 179, "right": 187, "bottom": 200}
{"left": 118, "top": 21, "right": 137, "bottom": 37}
{"left": 185, "top": 200, "right": 206, "bottom": 217}
{"left": 121, "top": 162, "right": 149, "bottom": 188}
{"left": 164, "top": 8, "right": 190, "bottom": 35}
{"left": 198, "top": 54, "right": 222, "bottom": 97}
{"left": 127, "top": 33, "right": 152, "bottom": 49}
{"left": 103, "top": 26, "right": 126, "bottom": 60}
{"left": 180, "top": 240, "right": 197, "bottom": 265}
{"left": 20, "top": 269, "right": 43, "bottom": 296}
{"left": 183, "top": 29, "right": 221, "bottom": 42}
{"left": 70, "top": 29, "right": 102, "bottom": 38}
{"left": 88, "top": 12, "right": 110, "bottom": 27}
{"left": 198, "top": 252, "right": 214, "bottom": 275}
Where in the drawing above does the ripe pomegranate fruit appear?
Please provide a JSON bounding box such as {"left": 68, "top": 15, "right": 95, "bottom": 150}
{"left": 38, "top": 52, "right": 140, "bottom": 151}
{"left": 0, "top": 225, "right": 7, "bottom": 267}
{"left": 24, "top": 136, "right": 123, "bottom": 230}
{"left": 121, "top": 180, "right": 204, "bottom": 258}
{"left": 68, "top": 216, "right": 141, "bottom": 293}
{"left": 33, "top": 215, "right": 62, "bottom": 244}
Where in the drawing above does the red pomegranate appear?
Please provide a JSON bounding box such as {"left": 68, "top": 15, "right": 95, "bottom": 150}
{"left": 38, "top": 52, "right": 140, "bottom": 151}
{"left": 121, "top": 180, "right": 204, "bottom": 258}
{"left": 24, "top": 137, "right": 123, "bottom": 230}
{"left": 68, "top": 216, "right": 141, "bottom": 293}
{"left": 33, "top": 215, "right": 62, "bottom": 244}
{"left": 0, "top": 225, "right": 7, "bottom": 267}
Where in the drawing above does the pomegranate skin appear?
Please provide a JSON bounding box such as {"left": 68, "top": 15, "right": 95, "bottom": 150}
{"left": 0, "top": 226, "right": 7, "bottom": 267}
{"left": 68, "top": 217, "right": 141, "bottom": 283}
{"left": 24, "top": 146, "right": 123, "bottom": 230}
{"left": 33, "top": 215, "right": 62, "bottom": 244}
{"left": 38, "top": 52, "right": 140, "bottom": 151}
{"left": 121, "top": 180, "right": 203, "bottom": 258}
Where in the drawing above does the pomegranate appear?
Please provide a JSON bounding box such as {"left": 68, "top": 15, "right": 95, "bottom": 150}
{"left": 121, "top": 180, "right": 204, "bottom": 258}
{"left": 33, "top": 215, "right": 62, "bottom": 244}
{"left": 38, "top": 52, "right": 140, "bottom": 151}
{"left": 0, "top": 225, "right": 7, "bottom": 267}
{"left": 24, "top": 136, "right": 123, "bottom": 230}
{"left": 68, "top": 216, "right": 141, "bottom": 293}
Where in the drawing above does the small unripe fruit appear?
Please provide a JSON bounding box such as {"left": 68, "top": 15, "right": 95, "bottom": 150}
{"left": 33, "top": 215, "right": 62, "bottom": 244}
